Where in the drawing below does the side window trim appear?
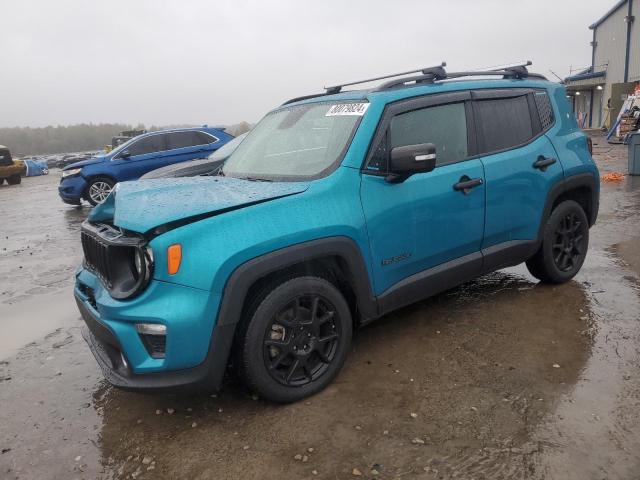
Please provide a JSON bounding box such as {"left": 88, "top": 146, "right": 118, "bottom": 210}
{"left": 198, "top": 131, "right": 219, "bottom": 145}
{"left": 362, "top": 90, "right": 472, "bottom": 174}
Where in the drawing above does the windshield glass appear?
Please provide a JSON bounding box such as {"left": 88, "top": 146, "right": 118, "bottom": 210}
{"left": 222, "top": 102, "right": 365, "bottom": 181}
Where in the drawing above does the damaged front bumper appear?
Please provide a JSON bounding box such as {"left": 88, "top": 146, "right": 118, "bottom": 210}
{"left": 75, "top": 268, "right": 233, "bottom": 392}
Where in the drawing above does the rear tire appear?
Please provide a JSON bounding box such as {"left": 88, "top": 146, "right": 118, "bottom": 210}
{"left": 526, "top": 200, "right": 589, "bottom": 283}
{"left": 7, "top": 174, "right": 21, "bottom": 185}
{"left": 85, "top": 177, "right": 115, "bottom": 206}
{"left": 239, "top": 276, "right": 352, "bottom": 403}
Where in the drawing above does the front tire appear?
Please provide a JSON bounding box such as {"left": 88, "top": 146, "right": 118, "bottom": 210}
{"left": 7, "top": 174, "right": 21, "bottom": 185}
{"left": 526, "top": 200, "right": 589, "bottom": 283}
{"left": 239, "top": 276, "right": 352, "bottom": 403}
{"left": 85, "top": 177, "right": 114, "bottom": 206}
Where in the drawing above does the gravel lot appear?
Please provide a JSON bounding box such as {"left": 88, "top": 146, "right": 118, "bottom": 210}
{"left": 1, "top": 136, "right": 639, "bottom": 479}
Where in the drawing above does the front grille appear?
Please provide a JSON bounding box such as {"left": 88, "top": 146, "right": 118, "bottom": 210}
{"left": 81, "top": 231, "right": 113, "bottom": 287}
{"left": 80, "top": 221, "right": 153, "bottom": 300}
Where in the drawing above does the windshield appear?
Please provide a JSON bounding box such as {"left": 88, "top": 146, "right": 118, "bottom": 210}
{"left": 222, "top": 102, "right": 366, "bottom": 181}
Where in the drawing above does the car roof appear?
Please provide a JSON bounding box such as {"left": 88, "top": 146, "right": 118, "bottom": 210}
{"left": 280, "top": 77, "right": 557, "bottom": 111}
{"left": 140, "top": 126, "right": 227, "bottom": 136}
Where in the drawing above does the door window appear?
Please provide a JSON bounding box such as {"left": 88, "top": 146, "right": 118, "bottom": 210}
{"left": 390, "top": 102, "right": 468, "bottom": 167}
{"left": 367, "top": 102, "right": 469, "bottom": 171}
{"left": 167, "top": 131, "right": 214, "bottom": 150}
{"left": 126, "top": 134, "right": 166, "bottom": 156}
{"left": 474, "top": 96, "right": 534, "bottom": 153}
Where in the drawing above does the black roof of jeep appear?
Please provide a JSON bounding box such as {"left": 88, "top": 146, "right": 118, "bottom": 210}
{"left": 0, "top": 145, "right": 13, "bottom": 167}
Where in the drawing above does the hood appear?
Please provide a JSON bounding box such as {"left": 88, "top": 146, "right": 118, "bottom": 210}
{"left": 63, "top": 155, "right": 105, "bottom": 170}
{"left": 89, "top": 176, "right": 309, "bottom": 234}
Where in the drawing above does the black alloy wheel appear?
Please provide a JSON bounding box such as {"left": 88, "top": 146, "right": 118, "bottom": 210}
{"left": 526, "top": 200, "right": 589, "bottom": 283}
{"left": 239, "top": 276, "right": 352, "bottom": 403}
{"left": 551, "top": 211, "right": 586, "bottom": 272}
{"left": 264, "top": 294, "right": 341, "bottom": 387}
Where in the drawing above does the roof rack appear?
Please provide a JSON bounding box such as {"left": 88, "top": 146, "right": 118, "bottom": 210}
{"left": 372, "top": 61, "right": 546, "bottom": 91}
{"left": 281, "top": 61, "right": 546, "bottom": 105}
{"left": 324, "top": 62, "right": 447, "bottom": 94}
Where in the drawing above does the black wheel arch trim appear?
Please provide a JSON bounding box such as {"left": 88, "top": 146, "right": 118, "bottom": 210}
{"left": 540, "top": 172, "right": 599, "bottom": 236}
{"left": 200, "top": 236, "right": 378, "bottom": 390}
{"left": 216, "top": 236, "right": 378, "bottom": 328}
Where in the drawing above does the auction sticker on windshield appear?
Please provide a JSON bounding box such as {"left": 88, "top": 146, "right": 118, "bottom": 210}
{"left": 326, "top": 103, "right": 369, "bottom": 116}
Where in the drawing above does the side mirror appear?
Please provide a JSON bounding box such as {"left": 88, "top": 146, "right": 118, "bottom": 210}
{"left": 119, "top": 150, "right": 131, "bottom": 159}
{"left": 387, "top": 143, "right": 436, "bottom": 182}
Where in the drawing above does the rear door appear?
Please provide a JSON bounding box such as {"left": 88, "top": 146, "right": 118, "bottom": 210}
{"left": 473, "top": 89, "right": 563, "bottom": 264}
{"left": 361, "top": 91, "right": 486, "bottom": 298}
{"left": 163, "top": 131, "right": 219, "bottom": 168}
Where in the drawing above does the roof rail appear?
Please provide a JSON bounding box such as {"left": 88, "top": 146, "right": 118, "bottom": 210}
{"left": 372, "top": 61, "right": 545, "bottom": 91}
{"left": 281, "top": 92, "right": 334, "bottom": 106}
{"left": 324, "top": 62, "right": 447, "bottom": 94}
{"left": 280, "top": 61, "right": 546, "bottom": 105}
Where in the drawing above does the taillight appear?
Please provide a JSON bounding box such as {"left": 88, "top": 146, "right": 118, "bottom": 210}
{"left": 587, "top": 137, "right": 593, "bottom": 156}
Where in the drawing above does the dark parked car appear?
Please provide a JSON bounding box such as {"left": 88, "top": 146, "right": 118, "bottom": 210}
{"left": 140, "top": 133, "right": 247, "bottom": 179}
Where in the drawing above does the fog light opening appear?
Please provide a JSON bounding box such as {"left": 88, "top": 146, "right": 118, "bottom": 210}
{"left": 136, "top": 323, "right": 167, "bottom": 336}
{"left": 136, "top": 323, "right": 167, "bottom": 359}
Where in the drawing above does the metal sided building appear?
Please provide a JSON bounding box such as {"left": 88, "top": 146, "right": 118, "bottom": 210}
{"left": 565, "top": 0, "right": 639, "bottom": 129}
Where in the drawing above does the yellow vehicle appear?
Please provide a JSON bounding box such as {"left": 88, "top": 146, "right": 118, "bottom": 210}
{"left": 0, "top": 145, "right": 25, "bottom": 185}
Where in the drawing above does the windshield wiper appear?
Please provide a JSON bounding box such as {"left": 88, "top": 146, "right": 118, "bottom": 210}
{"left": 241, "top": 176, "right": 273, "bottom": 182}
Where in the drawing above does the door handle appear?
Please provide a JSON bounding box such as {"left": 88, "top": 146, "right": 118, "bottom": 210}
{"left": 453, "top": 175, "right": 483, "bottom": 194}
{"left": 533, "top": 156, "right": 556, "bottom": 171}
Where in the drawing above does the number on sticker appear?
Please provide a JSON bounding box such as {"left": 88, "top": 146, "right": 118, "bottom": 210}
{"left": 326, "top": 103, "right": 369, "bottom": 116}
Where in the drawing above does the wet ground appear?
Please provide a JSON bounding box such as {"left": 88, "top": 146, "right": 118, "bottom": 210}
{"left": 1, "top": 137, "right": 639, "bottom": 479}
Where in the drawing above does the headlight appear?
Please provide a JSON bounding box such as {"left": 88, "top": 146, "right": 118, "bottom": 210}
{"left": 134, "top": 249, "right": 144, "bottom": 276}
{"left": 62, "top": 168, "right": 82, "bottom": 178}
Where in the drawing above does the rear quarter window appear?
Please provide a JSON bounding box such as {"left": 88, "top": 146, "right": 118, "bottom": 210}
{"left": 534, "top": 91, "right": 555, "bottom": 131}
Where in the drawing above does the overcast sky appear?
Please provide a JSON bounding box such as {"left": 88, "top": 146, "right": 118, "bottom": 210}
{"left": 0, "top": 0, "right": 612, "bottom": 128}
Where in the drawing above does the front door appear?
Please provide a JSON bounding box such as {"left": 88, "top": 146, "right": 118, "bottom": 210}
{"left": 360, "top": 93, "right": 486, "bottom": 299}
{"left": 111, "top": 133, "right": 169, "bottom": 181}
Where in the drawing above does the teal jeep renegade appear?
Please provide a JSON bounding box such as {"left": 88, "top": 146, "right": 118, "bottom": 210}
{"left": 76, "top": 62, "right": 599, "bottom": 402}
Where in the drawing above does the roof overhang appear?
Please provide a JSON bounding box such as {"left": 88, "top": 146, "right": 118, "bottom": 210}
{"left": 564, "top": 71, "right": 606, "bottom": 89}
{"left": 589, "top": 0, "right": 628, "bottom": 29}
